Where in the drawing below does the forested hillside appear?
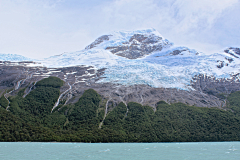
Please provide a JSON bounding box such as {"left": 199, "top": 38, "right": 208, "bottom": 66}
{"left": 0, "top": 77, "right": 240, "bottom": 142}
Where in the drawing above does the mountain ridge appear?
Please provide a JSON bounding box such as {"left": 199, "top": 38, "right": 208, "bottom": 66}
{"left": 1, "top": 28, "right": 240, "bottom": 109}
{"left": 1, "top": 28, "right": 240, "bottom": 143}
{"left": 1, "top": 29, "right": 240, "bottom": 91}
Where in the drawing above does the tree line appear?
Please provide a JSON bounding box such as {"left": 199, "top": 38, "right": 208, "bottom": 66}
{"left": 1, "top": 76, "right": 240, "bottom": 142}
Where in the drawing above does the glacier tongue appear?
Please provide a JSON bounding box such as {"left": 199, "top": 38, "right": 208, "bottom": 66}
{"left": 42, "top": 49, "right": 121, "bottom": 67}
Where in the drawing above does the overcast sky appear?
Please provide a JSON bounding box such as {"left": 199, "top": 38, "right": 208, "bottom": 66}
{"left": 0, "top": 0, "right": 240, "bottom": 59}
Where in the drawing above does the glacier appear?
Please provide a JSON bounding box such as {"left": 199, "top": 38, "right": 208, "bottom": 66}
{"left": 2, "top": 28, "right": 240, "bottom": 90}
{"left": 0, "top": 53, "right": 33, "bottom": 62}
{"left": 42, "top": 53, "right": 240, "bottom": 91}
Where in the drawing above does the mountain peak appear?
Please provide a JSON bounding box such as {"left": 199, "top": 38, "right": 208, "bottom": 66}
{"left": 1, "top": 29, "right": 240, "bottom": 92}
{"left": 85, "top": 28, "right": 173, "bottom": 59}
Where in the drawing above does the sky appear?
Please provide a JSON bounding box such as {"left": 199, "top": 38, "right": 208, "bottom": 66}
{"left": 0, "top": 0, "right": 240, "bottom": 59}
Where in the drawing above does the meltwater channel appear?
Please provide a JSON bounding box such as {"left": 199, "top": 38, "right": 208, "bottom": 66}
{"left": 0, "top": 142, "right": 239, "bottom": 160}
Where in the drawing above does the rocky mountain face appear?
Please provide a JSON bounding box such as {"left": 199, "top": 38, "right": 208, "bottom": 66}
{"left": 104, "top": 33, "right": 171, "bottom": 59}
{"left": 85, "top": 35, "right": 112, "bottom": 50}
{"left": 1, "top": 29, "right": 240, "bottom": 112}
{"left": 0, "top": 61, "right": 224, "bottom": 110}
{"left": 85, "top": 29, "right": 172, "bottom": 59}
{"left": 224, "top": 47, "right": 240, "bottom": 58}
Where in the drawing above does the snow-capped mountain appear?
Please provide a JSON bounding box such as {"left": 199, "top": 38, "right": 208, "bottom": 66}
{"left": 40, "top": 29, "right": 240, "bottom": 90}
{"left": 1, "top": 28, "right": 240, "bottom": 91}
{"left": 1, "top": 28, "right": 240, "bottom": 108}
{"left": 85, "top": 28, "right": 172, "bottom": 59}
{"left": 0, "top": 53, "right": 33, "bottom": 62}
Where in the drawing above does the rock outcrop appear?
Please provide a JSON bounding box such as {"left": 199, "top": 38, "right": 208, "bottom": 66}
{"left": 105, "top": 34, "right": 172, "bottom": 59}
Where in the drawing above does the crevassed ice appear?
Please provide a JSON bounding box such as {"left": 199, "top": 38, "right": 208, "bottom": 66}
{"left": 23, "top": 29, "right": 240, "bottom": 90}
{"left": 96, "top": 49, "right": 240, "bottom": 90}
{"left": 41, "top": 45, "right": 240, "bottom": 91}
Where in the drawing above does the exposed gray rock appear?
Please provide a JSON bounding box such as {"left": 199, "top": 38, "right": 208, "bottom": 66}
{"left": 191, "top": 74, "right": 240, "bottom": 99}
{"left": 225, "top": 57, "right": 233, "bottom": 63}
{"left": 3, "top": 60, "right": 240, "bottom": 113}
{"left": 85, "top": 35, "right": 112, "bottom": 49}
{"left": 224, "top": 47, "right": 240, "bottom": 58}
{"left": 216, "top": 60, "right": 225, "bottom": 68}
{"left": 105, "top": 34, "right": 172, "bottom": 59}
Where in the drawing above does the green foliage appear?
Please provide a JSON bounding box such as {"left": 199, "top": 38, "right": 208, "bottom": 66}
{"left": 10, "top": 77, "right": 63, "bottom": 116}
{"left": 0, "top": 108, "right": 58, "bottom": 142}
{"left": 22, "top": 87, "right": 60, "bottom": 115}
{"left": 103, "top": 102, "right": 127, "bottom": 130}
{"left": 36, "top": 76, "right": 64, "bottom": 88}
{"left": 152, "top": 102, "right": 240, "bottom": 142}
{"left": 43, "top": 113, "right": 67, "bottom": 128}
{"left": 1, "top": 83, "right": 240, "bottom": 142}
{"left": 8, "top": 76, "right": 65, "bottom": 129}
{"left": 0, "top": 94, "right": 8, "bottom": 109}
{"left": 68, "top": 89, "right": 103, "bottom": 129}
{"left": 17, "top": 88, "right": 26, "bottom": 97}
{"left": 123, "top": 102, "right": 157, "bottom": 142}
{"left": 227, "top": 91, "right": 240, "bottom": 116}
{"left": 102, "top": 99, "right": 240, "bottom": 142}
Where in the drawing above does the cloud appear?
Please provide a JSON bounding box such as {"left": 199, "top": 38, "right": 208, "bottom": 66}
{"left": 0, "top": 0, "right": 239, "bottom": 58}
{"left": 97, "top": 0, "right": 239, "bottom": 52}
{"left": 170, "top": 0, "right": 238, "bottom": 31}
{"left": 42, "top": 0, "right": 65, "bottom": 9}
{"left": 0, "top": 0, "right": 92, "bottom": 58}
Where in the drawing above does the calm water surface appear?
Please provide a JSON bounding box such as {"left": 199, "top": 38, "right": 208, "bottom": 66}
{"left": 0, "top": 142, "right": 239, "bottom": 160}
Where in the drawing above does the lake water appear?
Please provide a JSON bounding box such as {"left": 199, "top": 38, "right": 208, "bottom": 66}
{"left": 0, "top": 142, "right": 239, "bottom": 160}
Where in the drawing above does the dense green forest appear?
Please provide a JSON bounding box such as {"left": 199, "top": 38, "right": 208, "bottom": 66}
{"left": 0, "top": 76, "right": 240, "bottom": 142}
